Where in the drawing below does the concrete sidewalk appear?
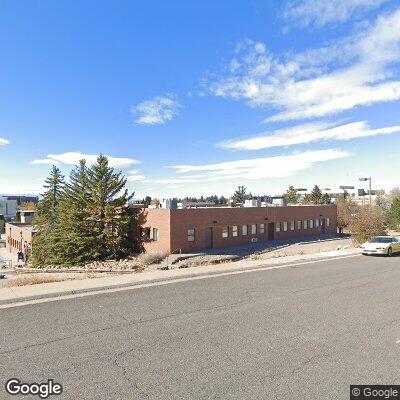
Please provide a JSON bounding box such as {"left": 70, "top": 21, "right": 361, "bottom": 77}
{"left": 0, "top": 248, "right": 361, "bottom": 306}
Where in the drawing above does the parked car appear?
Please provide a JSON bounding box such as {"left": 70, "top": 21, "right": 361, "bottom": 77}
{"left": 361, "top": 236, "right": 400, "bottom": 256}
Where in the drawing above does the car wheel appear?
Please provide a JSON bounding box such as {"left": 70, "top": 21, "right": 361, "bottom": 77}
{"left": 387, "top": 247, "right": 393, "bottom": 257}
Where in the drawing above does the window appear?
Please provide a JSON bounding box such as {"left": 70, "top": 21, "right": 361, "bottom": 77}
{"left": 309, "top": 219, "right": 314, "bottom": 229}
{"left": 251, "top": 224, "right": 257, "bottom": 235}
{"left": 315, "top": 219, "right": 319, "bottom": 227}
{"left": 303, "top": 220, "right": 308, "bottom": 229}
{"left": 141, "top": 227, "right": 151, "bottom": 240}
{"left": 259, "top": 223, "right": 265, "bottom": 234}
{"left": 276, "top": 222, "right": 281, "bottom": 232}
{"left": 187, "top": 229, "right": 195, "bottom": 242}
{"left": 153, "top": 228, "right": 159, "bottom": 241}
{"left": 283, "top": 221, "right": 288, "bottom": 231}
{"left": 297, "top": 220, "right": 302, "bottom": 230}
{"left": 290, "top": 221, "right": 295, "bottom": 231}
{"left": 326, "top": 217, "right": 330, "bottom": 227}
{"left": 222, "top": 227, "right": 229, "bottom": 238}
{"left": 242, "top": 225, "right": 248, "bottom": 235}
{"left": 232, "top": 225, "right": 238, "bottom": 237}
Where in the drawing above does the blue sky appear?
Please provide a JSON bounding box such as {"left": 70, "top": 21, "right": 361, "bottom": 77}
{"left": 0, "top": 0, "right": 399, "bottom": 198}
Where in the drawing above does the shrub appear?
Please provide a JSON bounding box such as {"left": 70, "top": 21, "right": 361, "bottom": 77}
{"left": 349, "top": 206, "right": 386, "bottom": 245}
{"left": 137, "top": 251, "right": 168, "bottom": 266}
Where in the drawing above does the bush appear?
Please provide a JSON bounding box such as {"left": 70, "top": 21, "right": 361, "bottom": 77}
{"left": 137, "top": 251, "right": 168, "bottom": 266}
{"left": 349, "top": 206, "right": 386, "bottom": 245}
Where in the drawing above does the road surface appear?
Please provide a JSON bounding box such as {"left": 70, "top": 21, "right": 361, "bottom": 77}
{"left": 1, "top": 254, "right": 400, "bottom": 399}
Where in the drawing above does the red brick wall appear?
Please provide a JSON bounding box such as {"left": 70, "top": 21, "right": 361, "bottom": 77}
{"left": 136, "top": 209, "right": 171, "bottom": 253}
{"left": 138, "top": 205, "right": 337, "bottom": 254}
{"left": 5, "top": 223, "right": 33, "bottom": 255}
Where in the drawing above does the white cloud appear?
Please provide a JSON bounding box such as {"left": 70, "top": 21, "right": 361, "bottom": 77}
{"left": 208, "top": 9, "right": 400, "bottom": 122}
{"left": 31, "top": 159, "right": 60, "bottom": 165}
{"left": 284, "top": 0, "right": 390, "bottom": 28}
{"left": 132, "top": 95, "right": 182, "bottom": 125}
{"left": 157, "top": 149, "right": 349, "bottom": 185}
{"left": 0, "top": 137, "right": 10, "bottom": 145}
{"left": 126, "top": 170, "right": 147, "bottom": 182}
{"left": 219, "top": 121, "right": 400, "bottom": 151}
{"left": 32, "top": 152, "right": 139, "bottom": 168}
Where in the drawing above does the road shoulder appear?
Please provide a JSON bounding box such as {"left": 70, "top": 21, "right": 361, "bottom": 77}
{"left": 0, "top": 249, "right": 361, "bottom": 307}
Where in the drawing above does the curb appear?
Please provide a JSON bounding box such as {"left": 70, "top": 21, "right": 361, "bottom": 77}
{"left": 0, "top": 251, "right": 361, "bottom": 306}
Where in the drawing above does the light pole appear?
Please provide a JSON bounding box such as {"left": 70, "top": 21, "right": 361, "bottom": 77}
{"left": 359, "top": 177, "right": 372, "bottom": 206}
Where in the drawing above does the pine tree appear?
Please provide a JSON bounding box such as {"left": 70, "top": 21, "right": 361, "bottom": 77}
{"left": 283, "top": 186, "right": 298, "bottom": 204}
{"left": 49, "top": 160, "right": 93, "bottom": 265}
{"left": 232, "top": 186, "right": 249, "bottom": 204}
{"left": 321, "top": 193, "right": 332, "bottom": 205}
{"left": 31, "top": 157, "right": 134, "bottom": 267}
{"left": 310, "top": 185, "right": 323, "bottom": 204}
{"left": 31, "top": 166, "right": 65, "bottom": 266}
{"left": 219, "top": 195, "right": 227, "bottom": 205}
{"left": 388, "top": 195, "right": 400, "bottom": 230}
{"left": 86, "top": 155, "right": 133, "bottom": 260}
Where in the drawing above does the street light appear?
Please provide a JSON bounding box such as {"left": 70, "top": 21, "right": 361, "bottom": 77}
{"left": 359, "top": 177, "right": 372, "bottom": 206}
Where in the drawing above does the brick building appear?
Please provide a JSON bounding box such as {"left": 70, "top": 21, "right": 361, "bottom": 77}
{"left": 135, "top": 204, "right": 337, "bottom": 254}
{"left": 5, "top": 223, "right": 35, "bottom": 257}
{"left": 4, "top": 205, "right": 337, "bottom": 258}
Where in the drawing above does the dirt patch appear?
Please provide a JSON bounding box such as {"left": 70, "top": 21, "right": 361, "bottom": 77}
{"left": 3, "top": 272, "right": 110, "bottom": 288}
{"left": 177, "top": 255, "right": 240, "bottom": 269}
{"left": 21, "top": 251, "right": 169, "bottom": 272}
{"left": 247, "top": 238, "right": 354, "bottom": 260}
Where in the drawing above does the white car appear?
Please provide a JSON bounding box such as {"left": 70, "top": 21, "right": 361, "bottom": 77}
{"left": 361, "top": 236, "right": 400, "bottom": 256}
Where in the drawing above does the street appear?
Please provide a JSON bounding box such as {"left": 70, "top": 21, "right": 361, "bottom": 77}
{"left": 1, "top": 254, "right": 400, "bottom": 399}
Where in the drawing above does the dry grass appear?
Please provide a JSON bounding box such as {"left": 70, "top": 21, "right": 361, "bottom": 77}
{"left": 137, "top": 251, "right": 168, "bottom": 266}
{"left": 3, "top": 272, "right": 104, "bottom": 288}
{"left": 5, "top": 274, "right": 69, "bottom": 287}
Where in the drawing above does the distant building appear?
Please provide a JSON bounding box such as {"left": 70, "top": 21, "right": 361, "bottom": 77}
{"left": 0, "top": 197, "right": 18, "bottom": 220}
{"left": 1, "top": 195, "right": 38, "bottom": 205}
{"left": 17, "top": 210, "right": 36, "bottom": 224}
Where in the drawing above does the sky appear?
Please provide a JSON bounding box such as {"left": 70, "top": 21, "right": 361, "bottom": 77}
{"left": 0, "top": 0, "right": 399, "bottom": 198}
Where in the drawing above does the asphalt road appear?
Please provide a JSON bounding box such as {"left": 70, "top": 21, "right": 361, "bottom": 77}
{"left": 1, "top": 254, "right": 400, "bottom": 399}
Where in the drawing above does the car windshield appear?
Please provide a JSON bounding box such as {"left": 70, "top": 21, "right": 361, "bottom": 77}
{"left": 368, "top": 237, "right": 393, "bottom": 243}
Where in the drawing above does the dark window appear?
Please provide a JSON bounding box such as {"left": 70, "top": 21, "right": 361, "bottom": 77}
{"left": 187, "top": 229, "right": 195, "bottom": 242}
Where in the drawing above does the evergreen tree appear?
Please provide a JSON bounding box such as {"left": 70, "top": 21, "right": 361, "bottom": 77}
{"left": 283, "top": 186, "right": 298, "bottom": 204}
{"left": 86, "top": 155, "right": 133, "bottom": 260}
{"left": 219, "top": 195, "right": 227, "bottom": 205}
{"left": 32, "top": 157, "right": 134, "bottom": 267}
{"left": 321, "top": 193, "right": 332, "bottom": 205}
{"left": 32, "top": 166, "right": 65, "bottom": 265}
{"left": 388, "top": 195, "right": 400, "bottom": 230}
{"left": 49, "top": 160, "right": 92, "bottom": 265}
{"left": 232, "top": 185, "right": 250, "bottom": 204}
{"left": 310, "top": 185, "right": 323, "bottom": 204}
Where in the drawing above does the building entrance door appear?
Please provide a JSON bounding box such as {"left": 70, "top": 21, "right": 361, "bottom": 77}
{"left": 267, "top": 223, "right": 275, "bottom": 241}
{"left": 205, "top": 227, "right": 213, "bottom": 249}
{"left": 321, "top": 218, "right": 326, "bottom": 234}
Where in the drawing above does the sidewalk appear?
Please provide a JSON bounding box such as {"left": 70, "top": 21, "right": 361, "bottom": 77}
{"left": 0, "top": 248, "right": 361, "bottom": 306}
